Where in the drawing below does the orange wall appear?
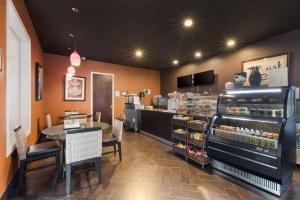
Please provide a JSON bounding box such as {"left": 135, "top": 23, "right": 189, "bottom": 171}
{"left": 43, "top": 53, "right": 161, "bottom": 124}
{"left": 0, "top": 0, "right": 45, "bottom": 197}
{"left": 0, "top": 1, "right": 160, "bottom": 196}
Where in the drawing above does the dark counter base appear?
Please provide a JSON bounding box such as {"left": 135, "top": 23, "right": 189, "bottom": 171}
{"left": 139, "top": 110, "right": 175, "bottom": 142}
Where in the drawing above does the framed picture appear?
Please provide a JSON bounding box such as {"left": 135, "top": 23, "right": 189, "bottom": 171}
{"left": 242, "top": 53, "right": 289, "bottom": 87}
{"left": 35, "top": 63, "right": 43, "bottom": 101}
{"left": 0, "top": 46, "right": 2, "bottom": 72}
{"left": 64, "top": 76, "right": 86, "bottom": 101}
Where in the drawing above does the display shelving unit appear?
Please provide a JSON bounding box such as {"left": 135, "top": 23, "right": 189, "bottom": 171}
{"left": 172, "top": 94, "right": 217, "bottom": 168}
{"left": 187, "top": 120, "right": 210, "bottom": 168}
{"left": 208, "top": 86, "right": 296, "bottom": 196}
{"left": 172, "top": 116, "right": 189, "bottom": 159}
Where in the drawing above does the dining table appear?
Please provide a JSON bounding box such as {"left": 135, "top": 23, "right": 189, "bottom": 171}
{"left": 41, "top": 121, "right": 111, "bottom": 140}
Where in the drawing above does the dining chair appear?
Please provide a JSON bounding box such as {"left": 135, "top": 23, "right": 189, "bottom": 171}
{"left": 65, "top": 127, "right": 102, "bottom": 195}
{"left": 14, "top": 125, "right": 61, "bottom": 187}
{"left": 103, "top": 119, "right": 123, "bottom": 161}
{"left": 46, "top": 113, "right": 52, "bottom": 128}
{"left": 95, "top": 112, "right": 101, "bottom": 122}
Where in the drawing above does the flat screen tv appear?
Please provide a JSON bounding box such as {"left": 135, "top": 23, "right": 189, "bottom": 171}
{"left": 194, "top": 70, "right": 214, "bottom": 85}
{"left": 177, "top": 75, "right": 192, "bottom": 88}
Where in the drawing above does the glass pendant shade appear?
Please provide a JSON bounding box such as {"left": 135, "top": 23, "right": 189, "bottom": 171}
{"left": 67, "top": 66, "right": 76, "bottom": 75}
{"left": 66, "top": 72, "right": 74, "bottom": 80}
{"left": 70, "top": 51, "right": 81, "bottom": 67}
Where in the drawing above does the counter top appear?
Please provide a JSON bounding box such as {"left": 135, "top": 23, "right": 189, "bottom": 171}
{"left": 141, "top": 109, "right": 176, "bottom": 114}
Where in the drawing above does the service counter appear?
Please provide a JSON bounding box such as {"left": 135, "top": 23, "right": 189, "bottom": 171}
{"left": 139, "top": 109, "right": 175, "bottom": 145}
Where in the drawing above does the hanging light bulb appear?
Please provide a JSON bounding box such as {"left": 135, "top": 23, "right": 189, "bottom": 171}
{"left": 67, "top": 66, "right": 76, "bottom": 75}
{"left": 70, "top": 51, "right": 81, "bottom": 67}
{"left": 66, "top": 72, "right": 74, "bottom": 80}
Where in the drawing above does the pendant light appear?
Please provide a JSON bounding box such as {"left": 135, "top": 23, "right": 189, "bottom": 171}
{"left": 66, "top": 72, "right": 74, "bottom": 80}
{"left": 69, "top": 34, "right": 81, "bottom": 67}
{"left": 70, "top": 50, "right": 81, "bottom": 67}
{"left": 69, "top": 6, "right": 81, "bottom": 67}
{"left": 67, "top": 66, "right": 76, "bottom": 75}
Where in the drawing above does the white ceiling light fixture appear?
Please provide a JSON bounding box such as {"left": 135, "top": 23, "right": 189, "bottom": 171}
{"left": 173, "top": 59, "right": 179, "bottom": 65}
{"left": 226, "top": 39, "right": 236, "bottom": 47}
{"left": 194, "top": 51, "right": 202, "bottom": 58}
{"left": 135, "top": 49, "right": 143, "bottom": 58}
{"left": 183, "top": 18, "right": 193, "bottom": 28}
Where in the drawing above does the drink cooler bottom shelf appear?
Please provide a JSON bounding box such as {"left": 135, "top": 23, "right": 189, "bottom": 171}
{"left": 212, "top": 159, "right": 284, "bottom": 196}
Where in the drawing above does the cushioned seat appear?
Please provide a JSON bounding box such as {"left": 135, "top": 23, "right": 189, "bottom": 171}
{"left": 14, "top": 125, "right": 61, "bottom": 187}
{"left": 27, "top": 141, "right": 60, "bottom": 157}
{"left": 102, "top": 119, "right": 123, "bottom": 161}
{"left": 102, "top": 133, "right": 118, "bottom": 143}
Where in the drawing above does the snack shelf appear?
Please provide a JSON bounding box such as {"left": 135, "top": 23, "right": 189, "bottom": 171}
{"left": 173, "top": 131, "right": 188, "bottom": 143}
{"left": 188, "top": 153, "right": 211, "bottom": 168}
{"left": 188, "top": 137, "right": 205, "bottom": 147}
{"left": 172, "top": 144, "right": 186, "bottom": 157}
{"left": 211, "top": 128, "right": 278, "bottom": 150}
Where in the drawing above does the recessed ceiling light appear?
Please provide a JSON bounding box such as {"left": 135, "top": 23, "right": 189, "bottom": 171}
{"left": 194, "top": 51, "right": 202, "bottom": 58}
{"left": 183, "top": 18, "right": 193, "bottom": 28}
{"left": 173, "top": 59, "right": 179, "bottom": 65}
{"left": 227, "top": 39, "right": 236, "bottom": 47}
{"left": 135, "top": 49, "right": 143, "bottom": 58}
{"left": 71, "top": 7, "right": 80, "bottom": 13}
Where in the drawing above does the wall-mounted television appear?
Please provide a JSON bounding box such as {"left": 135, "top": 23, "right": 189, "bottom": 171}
{"left": 177, "top": 75, "right": 192, "bottom": 88}
{"left": 194, "top": 70, "right": 214, "bottom": 85}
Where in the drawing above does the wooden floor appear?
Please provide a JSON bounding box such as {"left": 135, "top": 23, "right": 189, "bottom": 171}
{"left": 12, "top": 130, "right": 300, "bottom": 200}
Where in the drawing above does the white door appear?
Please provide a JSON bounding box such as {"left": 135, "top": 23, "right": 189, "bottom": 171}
{"left": 7, "top": 28, "right": 20, "bottom": 147}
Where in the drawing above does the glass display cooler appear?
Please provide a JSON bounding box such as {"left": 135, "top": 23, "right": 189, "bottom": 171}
{"left": 208, "top": 87, "right": 296, "bottom": 196}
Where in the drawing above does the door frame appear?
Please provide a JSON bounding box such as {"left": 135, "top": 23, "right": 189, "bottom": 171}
{"left": 90, "top": 72, "right": 115, "bottom": 125}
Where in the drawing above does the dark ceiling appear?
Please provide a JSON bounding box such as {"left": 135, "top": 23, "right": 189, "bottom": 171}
{"left": 25, "top": 0, "right": 300, "bottom": 70}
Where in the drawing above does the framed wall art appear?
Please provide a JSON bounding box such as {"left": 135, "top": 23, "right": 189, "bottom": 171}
{"left": 35, "top": 63, "right": 43, "bottom": 101}
{"left": 242, "top": 53, "right": 289, "bottom": 87}
{"left": 0, "top": 46, "right": 2, "bottom": 72}
{"left": 64, "top": 76, "right": 86, "bottom": 101}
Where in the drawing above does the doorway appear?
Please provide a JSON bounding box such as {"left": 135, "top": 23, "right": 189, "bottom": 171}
{"left": 91, "top": 72, "right": 114, "bottom": 125}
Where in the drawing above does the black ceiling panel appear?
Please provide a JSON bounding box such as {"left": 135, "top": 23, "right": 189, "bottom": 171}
{"left": 25, "top": 0, "right": 300, "bottom": 70}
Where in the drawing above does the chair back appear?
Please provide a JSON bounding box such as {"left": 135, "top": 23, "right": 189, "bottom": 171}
{"left": 13, "top": 125, "right": 28, "bottom": 160}
{"left": 95, "top": 112, "right": 101, "bottom": 122}
{"left": 65, "top": 128, "right": 102, "bottom": 165}
{"left": 46, "top": 113, "right": 52, "bottom": 128}
{"left": 112, "top": 119, "right": 123, "bottom": 142}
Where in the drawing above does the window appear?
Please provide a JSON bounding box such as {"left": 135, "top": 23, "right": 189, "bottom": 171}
{"left": 6, "top": 0, "right": 31, "bottom": 156}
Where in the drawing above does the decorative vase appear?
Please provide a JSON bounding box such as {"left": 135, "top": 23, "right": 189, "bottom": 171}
{"left": 248, "top": 66, "right": 262, "bottom": 87}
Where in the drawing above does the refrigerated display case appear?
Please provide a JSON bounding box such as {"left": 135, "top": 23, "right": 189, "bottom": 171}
{"left": 208, "top": 86, "right": 296, "bottom": 196}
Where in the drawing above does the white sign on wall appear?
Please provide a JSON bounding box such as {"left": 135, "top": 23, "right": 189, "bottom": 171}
{"left": 242, "top": 54, "right": 288, "bottom": 87}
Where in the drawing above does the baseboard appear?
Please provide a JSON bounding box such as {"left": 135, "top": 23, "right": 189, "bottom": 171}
{"left": 0, "top": 171, "right": 18, "bottom": 200}
{"left": 139, "top": 130, "right": 172, "bottom": 146}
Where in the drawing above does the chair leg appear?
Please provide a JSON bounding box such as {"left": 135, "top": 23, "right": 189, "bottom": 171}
{"left": 55, "top": 151, "right": 61, "bottom": 182}
{"left": 113, "top": 144, "right": 117, "bottom": 155}
{"left": 19, "top": 160, "right": 26, "bottom": 186}
{"left": 66, "top": 164, "right": 71, "bottom": 195}
{"left": 118, "top": 142, "right": 122, "bottom": 161}
{"left": 95, "top": 157, "right": 101, "bottom": 184}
